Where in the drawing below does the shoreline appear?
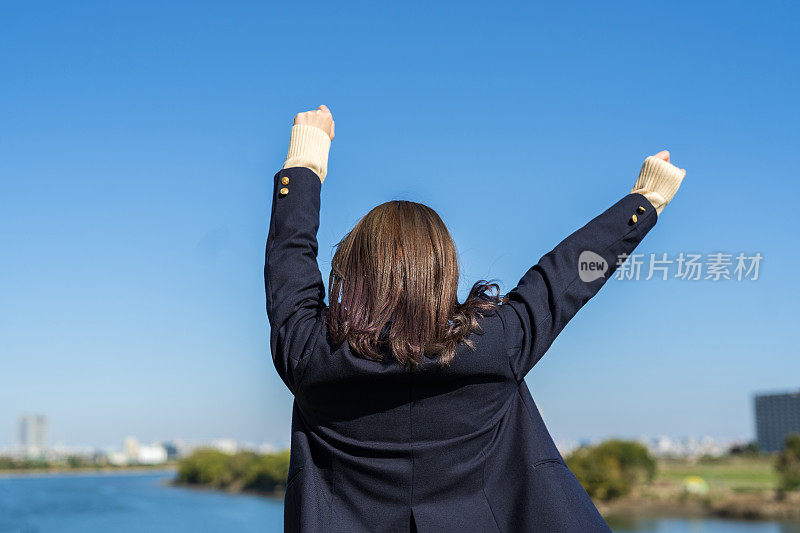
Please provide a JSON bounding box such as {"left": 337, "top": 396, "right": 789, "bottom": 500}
{"left": 597, "top": 485, "right": 800, "bottom": 523}
{"left": 0, "top": 465, "right": 176, "bottom": 479}
{"left": 170, "top": 479, "right": 285, "bottom": 500}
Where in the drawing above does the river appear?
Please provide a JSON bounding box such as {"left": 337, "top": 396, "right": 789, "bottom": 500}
{"left": 1, "top": 471, "right": 798, "bottom": 532}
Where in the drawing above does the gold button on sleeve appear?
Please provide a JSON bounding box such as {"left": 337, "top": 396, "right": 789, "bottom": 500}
{"left": 630, "top": 214, "right": 638, "bottom": 223}
{"left": 279, "top": 187, "right": 289, "bottom": 195}
{"left": 637, "top": 205, "right": 646, "bottom": 214}
{"left": 281, "top": 177, "right": 290, "bottom": 185}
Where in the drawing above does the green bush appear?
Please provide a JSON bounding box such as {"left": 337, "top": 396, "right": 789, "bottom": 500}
{"left": 0, "top": 457, "right": 18, "bottom": 470}
{"left": 177, "top": 449, "right": 231, "bottom": 487}
{"left": 177, "top": 448, "right": 290, "bottom": 494}
{"left": 242, "top": 451, "right": 291, "bottom": 492}
{"left": 776, "top": 433, "right": 800, "bottom": 491}
{"left": 566, "top": 439, "right": 656, "bottom": 501}
{"left": 65, "top": 455, "right": 94, "bottom": 469}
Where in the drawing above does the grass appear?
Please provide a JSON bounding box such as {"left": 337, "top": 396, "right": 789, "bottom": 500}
{"left": 656, "top": 456, "right": 779, "bottom": 492}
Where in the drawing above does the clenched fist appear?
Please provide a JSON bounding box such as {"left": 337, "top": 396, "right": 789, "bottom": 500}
{"left": 649, "top": 150, "right": 686, "bottom": 178}
{"left": 632, "top": 150, "right": 687, "bottom": 215}
{"left": 293, "top": 105, "right": 335, "bottom": 140}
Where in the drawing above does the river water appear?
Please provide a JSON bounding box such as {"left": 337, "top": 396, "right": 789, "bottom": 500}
{"left": 1, "top": 471, "right": 798, "bottom": 532}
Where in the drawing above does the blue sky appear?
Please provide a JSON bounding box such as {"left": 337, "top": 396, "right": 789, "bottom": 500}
{"left": 1, "top": 1, "right": 798, "bottom": 449}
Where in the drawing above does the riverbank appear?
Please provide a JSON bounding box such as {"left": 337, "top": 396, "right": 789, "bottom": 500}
{"left": 174, "top": 448, "right": 289, "bottom": 497}
{"left": 600, "top": 485, "right": 800, "bottom": 522}
{"left": 598, "top": 456, "right": 800, "bottom": 522}
{"left": 170, "top": 477, "right": 284, "bottom": 500}
{"left": 0, "top": 464, "right": 177, "bottom": 478}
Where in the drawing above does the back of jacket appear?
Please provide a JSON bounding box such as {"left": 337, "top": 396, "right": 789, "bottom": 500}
{"left": 265, "top": 167, "right": 657, "bottom": 532}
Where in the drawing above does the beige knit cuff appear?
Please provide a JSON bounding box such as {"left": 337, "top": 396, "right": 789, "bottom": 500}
{"left": 631, "top": 156, "right": 686, "bottom": 215}
{"left": 283, "top": 124, "right": 331, "bottom": 183}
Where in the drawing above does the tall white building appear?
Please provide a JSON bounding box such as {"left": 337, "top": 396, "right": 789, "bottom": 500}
{"left": 124, "top": 436, "right": 140, "bottom": 459}
{"left": 18, "top": 414, "right": 48, "bottom": 456}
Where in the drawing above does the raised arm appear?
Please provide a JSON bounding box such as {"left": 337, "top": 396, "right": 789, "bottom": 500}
{"left": 265, "top": 105, "right": 334, "bottom": 393}
{"left": 498, "top": 151, "right": 686, "bottom": 381}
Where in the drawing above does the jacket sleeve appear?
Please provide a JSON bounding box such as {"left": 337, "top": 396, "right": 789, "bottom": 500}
{"left": 497, "top": 193, "right": 658, "bottom": 381}
{"left": 264, "top": 166, "right": 327, "bottom": 394}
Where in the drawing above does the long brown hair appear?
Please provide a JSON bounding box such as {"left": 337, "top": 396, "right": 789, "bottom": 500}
{"left": 326, "top": 200, "right": 503, "bottom": 368}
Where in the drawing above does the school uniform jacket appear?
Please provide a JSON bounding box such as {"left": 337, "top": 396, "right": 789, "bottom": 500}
{"left": 265, "top": 166, "right": 658, "bottom": 532}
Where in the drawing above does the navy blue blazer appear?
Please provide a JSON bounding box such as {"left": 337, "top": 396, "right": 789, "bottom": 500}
{"left": 265, "top": 167, "right": 657, "bottom": 532}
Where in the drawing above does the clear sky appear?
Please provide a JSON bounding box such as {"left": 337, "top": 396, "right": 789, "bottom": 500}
{"left": 1, "top": 1, "right": 798, "bottom": 449}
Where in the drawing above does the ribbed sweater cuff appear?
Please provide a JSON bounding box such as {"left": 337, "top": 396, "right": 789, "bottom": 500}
{"left": 283, "top": 124, "right": 331, "bottom": 183}
{"left": 631, "top": 156, "right": 685, "bottom": 215}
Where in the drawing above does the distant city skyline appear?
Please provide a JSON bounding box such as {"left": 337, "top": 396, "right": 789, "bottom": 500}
{"left": 1, "top": 410, "right": 758, "bottom": 454}
{"left": 0, "top": 413, "right": 755, "bottom": 463}
{"left": 2, "top": 2, "right": 798, "bottom": 447}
